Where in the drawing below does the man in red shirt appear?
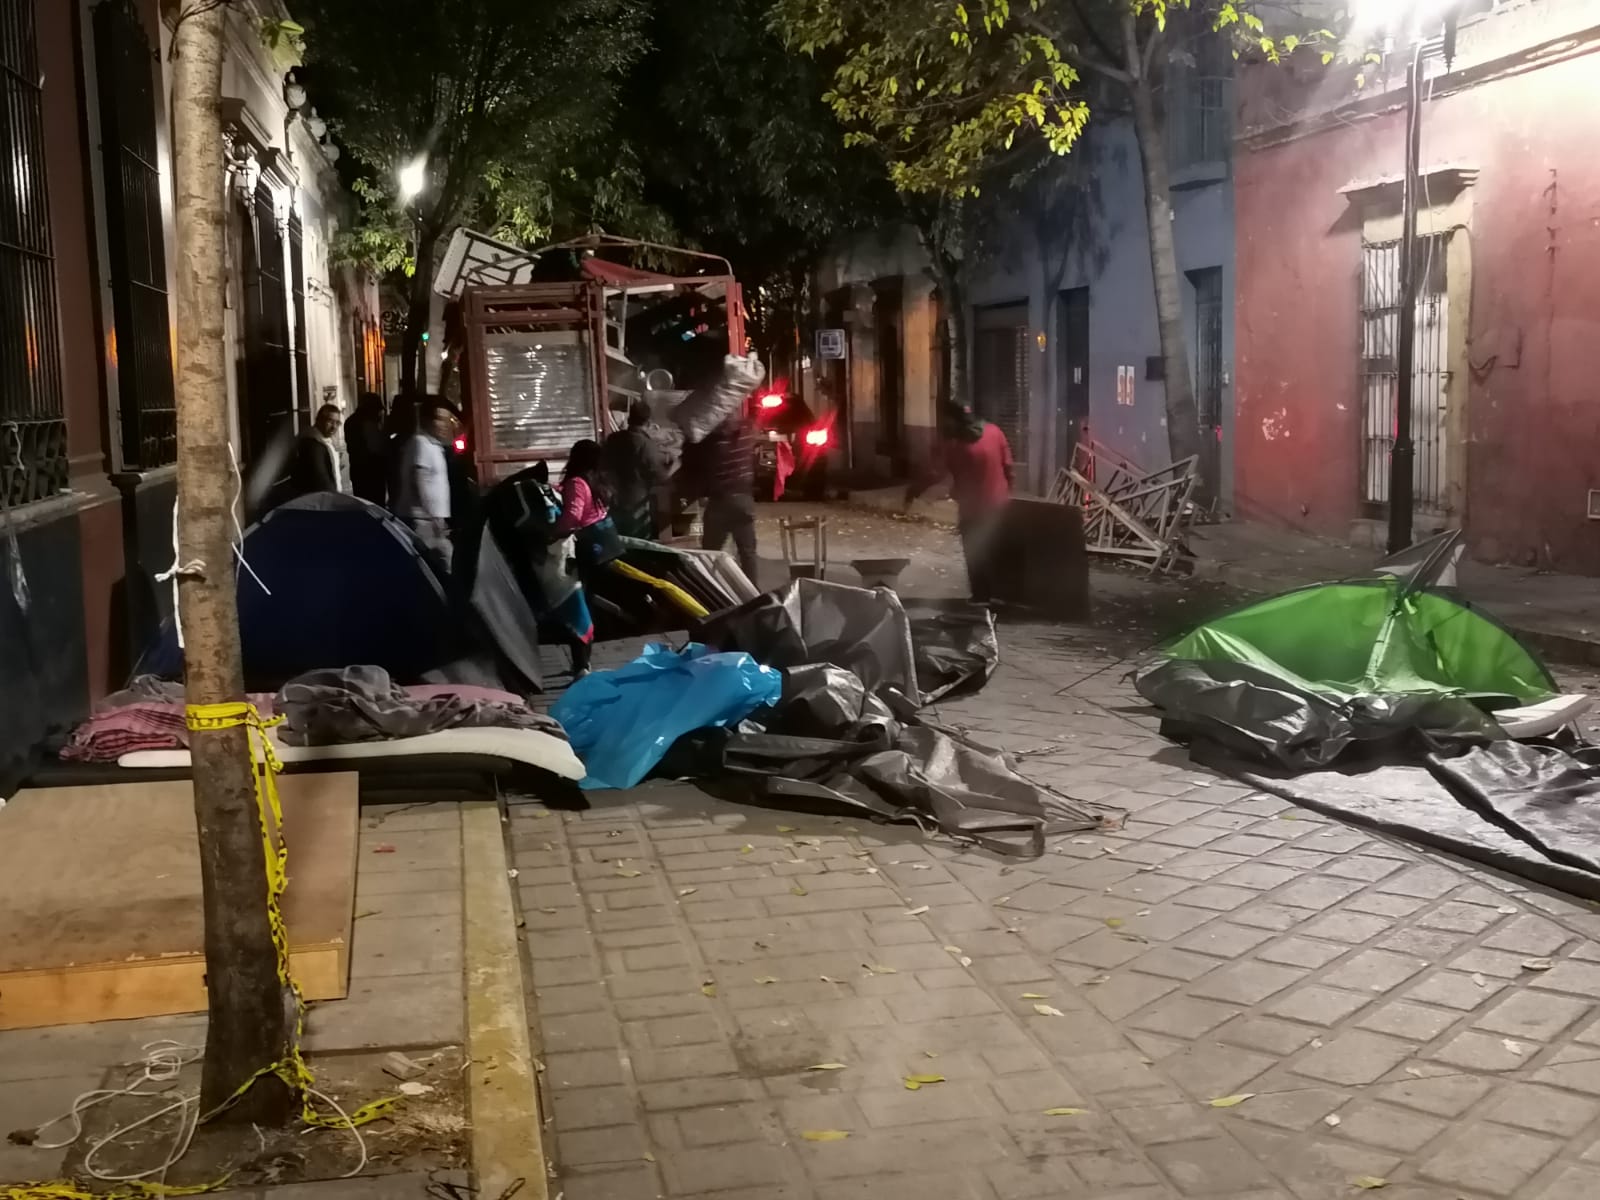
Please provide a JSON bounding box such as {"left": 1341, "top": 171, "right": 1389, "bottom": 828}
{"left": 907, "top": 405, "right": 1015, "bottom": 602}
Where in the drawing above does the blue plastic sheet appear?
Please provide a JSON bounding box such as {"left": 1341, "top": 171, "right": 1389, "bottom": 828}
{"left": 551, "top": 642, "right": 783, "bottom": 790}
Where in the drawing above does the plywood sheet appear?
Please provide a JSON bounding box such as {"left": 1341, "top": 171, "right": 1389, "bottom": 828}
{"left": 0, "top": 772, "right": 358, "bottom": 1029}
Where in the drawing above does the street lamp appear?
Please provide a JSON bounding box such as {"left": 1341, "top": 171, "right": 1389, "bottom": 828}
{"left": 397, "top": 156, "right": 428, "bottom": 205}
{"left": 1363, "top": 0, "right": 1461, "bottom": 554}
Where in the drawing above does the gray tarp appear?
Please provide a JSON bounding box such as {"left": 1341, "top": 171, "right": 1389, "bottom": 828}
{"left": 277, "top": 665, "right": 564, "bottom": 746}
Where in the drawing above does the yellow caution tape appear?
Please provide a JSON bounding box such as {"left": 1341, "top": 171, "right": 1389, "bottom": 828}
{"left": 185, "top": 703, "right": 398, "bottom": 1131}
{"left": 609, "top": 559, "right": 709, "bottom": 620}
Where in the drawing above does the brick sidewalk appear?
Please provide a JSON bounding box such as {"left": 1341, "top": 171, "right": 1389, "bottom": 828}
{"left": 516, "top": 622, "right": 1600, "bottom": 1200}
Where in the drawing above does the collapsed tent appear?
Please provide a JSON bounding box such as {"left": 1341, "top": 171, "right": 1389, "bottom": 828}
{"left": 695, "top": 578, "right": 999, "bottom": 708}
{"left": 138, "top": 493, "right": 543, "bottom": 693}
{"left": 1138, "top": 531, "right": 1600, "bottom": 895}
{"left": 562, "top": 583, "right": 1107, "bottom": 856}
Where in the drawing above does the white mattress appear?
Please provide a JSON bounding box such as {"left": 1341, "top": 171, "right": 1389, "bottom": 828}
{"left": 1497, "top": 693, "right": 1594, "bottom": 740}
{"left": 117, "top": 724, "right": 584, "bottom": 781}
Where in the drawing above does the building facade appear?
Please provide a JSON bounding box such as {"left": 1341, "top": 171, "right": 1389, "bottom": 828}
{"left": 815, "top": 73, "right": 1236, "bottom": 501}
{"left": 1234, "top": 0, "right": 1600, "bottom": 571}
{"left": 0, "top": 0, "right": 378, "bottom": 791}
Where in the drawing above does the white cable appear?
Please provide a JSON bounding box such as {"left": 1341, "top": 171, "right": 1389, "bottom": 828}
{"left": 228, "top": 441, "right": 272, "bottom": 597}
{"left": 27, "top": 1039, "right": 372, "bottom": 1183}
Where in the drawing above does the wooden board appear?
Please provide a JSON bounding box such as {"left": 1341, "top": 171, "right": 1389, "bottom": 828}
{"left": 0, "top": 772, "right": 358, "bottom": 1030}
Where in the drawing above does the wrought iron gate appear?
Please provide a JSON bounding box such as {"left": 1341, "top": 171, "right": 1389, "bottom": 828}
{"left": 0, "top": 0, "right": 68, "bottom": 505}
{"left": 289, "top": 215, "right": 310, "bottom": 424}
{"left": 1360, "top": 236, "right": 1450, "bottom": 514}
{"left": 93, "top": 0, "right": 176, "bottom": 469}
{"left": 973, "top": 302, "right": 1029, "bottom": 472}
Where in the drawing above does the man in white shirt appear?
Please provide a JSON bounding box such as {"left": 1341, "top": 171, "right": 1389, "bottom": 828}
{"left": 394, "top": 402, "right": 454, "bottom": 571}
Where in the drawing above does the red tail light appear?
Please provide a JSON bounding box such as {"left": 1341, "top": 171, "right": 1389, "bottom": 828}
{"left": 803, "top": 427, "right": 829, "bottom": 447}
{"left": 758, "top": 393, "right": 785, "bottom": 410}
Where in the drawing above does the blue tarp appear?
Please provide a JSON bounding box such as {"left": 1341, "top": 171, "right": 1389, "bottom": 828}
{"left": 551, "top": 642, "right": 782, "bottom": 789}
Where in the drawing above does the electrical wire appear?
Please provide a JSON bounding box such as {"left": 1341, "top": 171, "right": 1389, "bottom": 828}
{"left": 27, "top": 1039, "right": 371, "bottom": 1185}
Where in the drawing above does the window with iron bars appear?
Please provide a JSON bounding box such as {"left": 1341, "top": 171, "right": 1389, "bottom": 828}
{"left": 93, "top": 0, "right": 176, "bottom": 470}
{"left": 1166, "top": 29, "right": 1231, "bottom": 174}
{"left": 0, "top": 0, "right": 69, "bottom": 505}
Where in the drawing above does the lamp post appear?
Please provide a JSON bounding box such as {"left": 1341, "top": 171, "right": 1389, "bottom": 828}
{"left": 1367, "top": 3, "right": 1460, "bottom": 554}
{"left": 397, "top": 156, "right": 429, "bottom": 394}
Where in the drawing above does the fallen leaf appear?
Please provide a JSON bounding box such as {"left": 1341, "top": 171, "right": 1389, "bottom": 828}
{"left": 1352, "top": 1177, "right": 1387, "bottom": 1190}
{"left": 786, "top": 858, "right": 806, "bottom": 865}
{"left": 616, "top": 868, "right": 642, "bottom": 878}
{"left": 700, "top": 981, "right": 717, "bottom": 997}
{"left": 643, "top": 1152, "right": 655, "bottom": 1163}
{"left": 1502, "top": 1038, "right": 1525, "bottom": 1056}
{"left": 801, "top": 1130, "right": 850, "bottom": 1142}
{"left": 807, "top": 1062, "right": 848, "bottom": 1071}
{"left": 911, "top": 863, "right": 932, "bottom": 871}
{"left": 755, "top": 976, "right": 779, "bottom": 985}
{"left": 677, "top": 887, "right": 697, "bottom": 897}
{"left": 922, "top": 1050, "right": 939, "bottom": 1059}
{"left": 820, "top": 975, "right": 841, "bottom": 984}
{"left": 1278, "top": 813, "right": 1297, "bottom": 821}
{"left": 1522, "top": 957, "right": 1555, "bottom": 971}
{"left": 1138, "top": 1057, "right": 1154, "bottom": 1066}
{"left": 903, "top": 1073, "right": 946, "bottom": 1090}
{"left": 1404, "top": 1066, "right": 1425, "bottom": 1078}
{"left": 372, "top": 844, "right": 396, "bottom": 854}
{"left": 1104, "top": 918, "right": 1124, "bottom": 929}
{"left": 864, "top": 963, "right": 898, "bottom": 975}
{"left": 777, "top": 826, "right": 797, "bottom": 833}
{"left": 797, "top": 837, "right": 821, "bottom": 847}
{"left": 1033, "top": 1004, "right": 1066, "bottom": 1017}
{"left": 1042, "top": 1107, "right": 1088, "bottom": 1116}
{"left": 861, "top": 866, "right": 880, "bottom": 874}
{"left": 1472, "top": 973, "right": 1488, "bottom": 989}
{"left": 739, "top": 844, "right": 754, "bottom": 854}
{"left": 791, "top": 884, "right": 809, "bottom": 896}
{"left": 1136, "top": 909, "right": 1152, "bottom": 917}
{"left": 1324, "top": 1114, "right": 1342, "bottom": 1128}
{"left": 1021, "top": 992, "right": 1050, "bottom": 1000}
{"left": 905, "top": 905, "right": 930, "bottom": 916}
{"left": 996, "top": 895, "right": 1011, "bottom": 905}
{"left": 943, "top": 945, "right": 963, "bottom": 955}
{"left": 1208, "top": 1093, "right": 1255, "bottom": 1108}
{"left": 398, "top": 1081, "right": 433, "bottom": 1097}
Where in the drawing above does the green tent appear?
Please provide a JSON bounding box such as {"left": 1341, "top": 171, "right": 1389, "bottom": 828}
{"left": 1164, "top": 532, "right": 1555, "bottom": 705}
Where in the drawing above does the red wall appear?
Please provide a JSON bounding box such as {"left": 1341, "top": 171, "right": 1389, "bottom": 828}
{"left": 1236, "top": 53, "right": 1600, "bottom": 573}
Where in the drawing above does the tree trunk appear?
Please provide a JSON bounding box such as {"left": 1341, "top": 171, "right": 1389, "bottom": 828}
{"left": 1125, "top": 56, "right": 1203, "bottom": 471}
{"left": 400, "top": 234, "right": 435, "bottom": 395}
{"left": 171, "top": 4, "right": 295, "bottom": 1123}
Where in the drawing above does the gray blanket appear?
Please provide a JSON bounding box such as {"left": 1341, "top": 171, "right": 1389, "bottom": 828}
{"left": 277, "top": 665, "right": 563, "bottom": 746}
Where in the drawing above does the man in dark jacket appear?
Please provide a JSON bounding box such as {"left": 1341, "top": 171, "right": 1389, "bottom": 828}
{"left": 346, "top": 392, "right": 388, "bottom": 505}
{"left": 288, "top": 404, "right": 344, "bottom": 496}
{"left": 603, "top": 400, "right": 669, "bottom": 539}
{"left": 698, "top": 398, "right": 758, "bottom": 582}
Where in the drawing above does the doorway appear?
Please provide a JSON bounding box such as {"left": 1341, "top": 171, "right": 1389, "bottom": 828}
{"left": 1056, "top": 287, "right": 1090, "bottom": 474}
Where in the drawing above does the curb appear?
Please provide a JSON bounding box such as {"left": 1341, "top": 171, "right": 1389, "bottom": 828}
{"left": 461, "top": 799, "right": 549, "bottom": 1200}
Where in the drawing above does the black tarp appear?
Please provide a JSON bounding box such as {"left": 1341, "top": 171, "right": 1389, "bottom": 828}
{"left": 671, "top": 661, "right": 1114, "bottom": 856}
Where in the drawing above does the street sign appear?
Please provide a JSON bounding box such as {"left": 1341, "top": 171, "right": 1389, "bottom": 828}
{"left": 817, "top": 328, "right": 846, "bottom": 360}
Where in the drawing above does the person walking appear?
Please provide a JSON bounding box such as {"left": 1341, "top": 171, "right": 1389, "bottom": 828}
{"left": 288, "top": 404, "right": 345, "bottom": 496}
{"left": 698, "top": 398, "right": 759, "bottom": 583}
{"left": 393, "top": 401, "right": 455, "bottom": 571}
{"left": 604, "top": 400, "right": 670, "bottom": 539}
{"left": 907, "top": 404, "right": 1014, "bottom": 603}
{"left": 551, "top": 439, "right": 622, "bottom": 677}
{"left": 345, "top": 391, "right": 388, "bottom": 505}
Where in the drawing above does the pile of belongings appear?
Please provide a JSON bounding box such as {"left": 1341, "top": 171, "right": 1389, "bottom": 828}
{"left": 1137, "top": 531, "right": 1600, "bottom": 898}
{"left": 552, "top": 578, "right": 1119, "bottom": 857}
{"left": 49, "top": 666, "right": 582, "bottom": 784}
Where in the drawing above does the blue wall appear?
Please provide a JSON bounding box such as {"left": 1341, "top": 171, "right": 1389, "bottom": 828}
{"left": 966, "top": 117, "right": 1236, "bottom": 501}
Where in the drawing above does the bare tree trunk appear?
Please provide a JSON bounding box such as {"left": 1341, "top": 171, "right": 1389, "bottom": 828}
{"left": 400, "top": 234, "right": 435, "bottom": 395}
{"left": 172, "top": 3, "right": 295, "bottom": 1123}
{"left": 1124, "top": 20, "right": 1202, "bottom": 471}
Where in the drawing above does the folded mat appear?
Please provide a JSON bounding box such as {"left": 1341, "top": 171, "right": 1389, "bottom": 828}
{"left": 117, "top": 724, "right": 584, "bottom": 781}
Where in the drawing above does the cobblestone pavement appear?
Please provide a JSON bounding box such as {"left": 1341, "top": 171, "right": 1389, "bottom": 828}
{"left": 515, "top": 619, "right": 1600, "bottom": 1200}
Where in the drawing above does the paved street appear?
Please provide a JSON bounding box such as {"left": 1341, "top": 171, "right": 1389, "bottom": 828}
{"left": 516, "top": 608, "right": 1600, "bottom": 1200}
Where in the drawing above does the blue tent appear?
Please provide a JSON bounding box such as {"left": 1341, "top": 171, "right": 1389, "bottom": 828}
{"left": 138, "top": 493, "right": 543, "bottom": 692}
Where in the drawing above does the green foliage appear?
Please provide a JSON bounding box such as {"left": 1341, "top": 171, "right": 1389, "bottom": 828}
{"left": 298, "top": 0, "right": 661, "bottom": 270}
{"left": 775, "top": 0, "right": 1089, "bottom": 197}
{"left": 258, "top": 17, "right": 306, "bottom": 67}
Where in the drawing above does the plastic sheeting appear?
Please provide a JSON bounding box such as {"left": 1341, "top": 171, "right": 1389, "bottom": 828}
{"left": 551, "top": 642, "right": 783, "bottom": 790}
{"left": 677, "top": 661, "right": 1113, "bottom": 856}
{"left": 695, "top": 578, "right": 923, "bottom": 704}
{"left": 1211, "top": 740, "right": 1600, "bottom": 902}
{"left": 671, "top": 355, "right": 766, "bottom": 444}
